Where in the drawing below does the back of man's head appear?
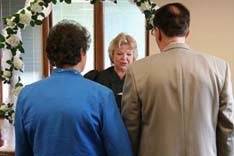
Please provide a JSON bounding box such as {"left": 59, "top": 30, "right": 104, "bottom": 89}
{"left": 153, "top": 3, "right": 190, "bottom": 37}
{"left": 46, "top": 19, "right": 91, "bottom": 68}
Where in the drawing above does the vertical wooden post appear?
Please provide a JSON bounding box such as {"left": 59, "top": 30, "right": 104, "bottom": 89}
{"left": 94, "top": 2, "right": 104, "bottom": 71}
{"left": 145, "top": 28, "right": 150, "bottom": 56}
{"left": 42, "top": 13, "right": 52, "bottom": 77}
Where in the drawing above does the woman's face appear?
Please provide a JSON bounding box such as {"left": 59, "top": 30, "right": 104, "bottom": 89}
{"left": 113, "top": 44, "right": 134, "bottom": 72}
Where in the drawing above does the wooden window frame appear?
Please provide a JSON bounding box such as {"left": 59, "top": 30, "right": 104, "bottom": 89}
{"left": 41, "top": 1, "right": 149, "bottom": 76}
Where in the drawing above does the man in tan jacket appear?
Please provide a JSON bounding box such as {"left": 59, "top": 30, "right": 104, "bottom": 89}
{"left": 121, "top": 2, "right": 234, "bottom": 156}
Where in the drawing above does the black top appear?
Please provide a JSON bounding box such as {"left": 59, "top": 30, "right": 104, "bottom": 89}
{"left": 84, "top": 66, "right": 124, "bottom": 110}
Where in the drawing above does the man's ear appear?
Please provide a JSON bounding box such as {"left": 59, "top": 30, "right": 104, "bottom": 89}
{"left": 80, "top": 49, "right": 86, "bottom": 57}
{"left": 157, "top": 28, "right": 162, "bottom": 41}
{"left": 185, "top": 30, "right": 190, "bottom": 38}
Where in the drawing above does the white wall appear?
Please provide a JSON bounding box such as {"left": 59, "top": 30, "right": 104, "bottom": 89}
{"left": 149, "top": 0, "right": 234, "bottom": 92}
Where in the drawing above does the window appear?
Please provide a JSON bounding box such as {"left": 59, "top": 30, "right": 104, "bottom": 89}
{"left": 52, "top": 0, "right": 94, "bottom": 74}
{"left": 103, "top": 0, "right": 146, "bottom": 67}
{"left": 51, "top": 1, "right": 147, "bottom": 72}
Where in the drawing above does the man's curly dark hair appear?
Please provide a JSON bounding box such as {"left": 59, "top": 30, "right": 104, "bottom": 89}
{"left": 46, "top": 19, "right": 91, "bottom": 68}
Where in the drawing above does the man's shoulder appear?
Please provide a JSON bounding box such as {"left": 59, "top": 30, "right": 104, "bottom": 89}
{"left": 17, "top": 78, "right": 48, "bottom": 102}
{"left": 128, "top": 50, "right": 228, "bottom": 77}
{"left": 133, "top": 50, "right": 227, "bottom": 67}
{"left": 192, "top": 50, "right": 227, "bottom": 68}
{"left": 130, "top": 54, "right": 161, "bottom": 70}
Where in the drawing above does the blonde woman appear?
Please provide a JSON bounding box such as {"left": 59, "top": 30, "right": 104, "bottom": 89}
{"left": 95, "top": 33, "right": 138, "bottom": 109}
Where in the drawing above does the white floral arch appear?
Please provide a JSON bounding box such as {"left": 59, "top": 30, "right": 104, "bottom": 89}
{"left": 0, "top": 0, "right": 158, "bottom": 123}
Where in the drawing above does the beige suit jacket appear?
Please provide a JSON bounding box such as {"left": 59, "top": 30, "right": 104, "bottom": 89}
{"left": 121, "top": 43, "right": 234, "bottom": 156}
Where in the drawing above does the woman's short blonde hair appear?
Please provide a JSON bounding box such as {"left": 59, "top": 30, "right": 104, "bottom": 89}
{"left": 108, "top": 33, "right": 138, "bottom": 63}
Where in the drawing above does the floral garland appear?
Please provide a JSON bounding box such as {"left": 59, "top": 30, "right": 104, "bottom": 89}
{"left": 0, "top": 0, "right": 158, "bottom": 123}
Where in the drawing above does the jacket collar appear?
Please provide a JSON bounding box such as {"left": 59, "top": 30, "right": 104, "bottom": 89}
{"left": 52, "top": 68, "right": 82, "bottom": 76}
{"left": 162, "top": 42, "right": 190, "bottom": 53}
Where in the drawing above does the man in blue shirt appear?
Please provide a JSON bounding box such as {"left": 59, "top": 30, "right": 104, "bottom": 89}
{"left": 15, "top": 20, "right": 132, "bottom": 156}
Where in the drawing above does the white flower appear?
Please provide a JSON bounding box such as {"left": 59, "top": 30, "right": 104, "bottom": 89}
{"left": 37, "top": 14, "right": 44, "bottom": 21}
{"left": 36, "top": 0, "right": 44, "bottom": 4}
{"left": 19, "top": 9, "right": 32, "bottom": 26}
{"left": 31, "top": 0, "right": 44, "bottom": 13}
{"left": 0, "top": 104, "right": 8, "bottom": 111}
{"left": 139, "top": 1, "right": 151, "bottom": 12}
{"left": 149, "top": 14, "right": 155, "bottom": 26}
{"left": 2, "top": 70, "right": 11, "bottom": 80}
{"left": 13, "top": 57, "right": 24, "bottom": 70}
{"left": 42, "top": 4, "right": 52, "bottom": 17}
{"left": 6, "top": 17, "right": 16, "bottom": 27}
{"left": 25, "top": 0, "right": 34, "bottom": 7}
{"left": 12, "top": 85, "right": 23, "bottom": 96}
{"left": 15, "top": 50, "right": 21, "bottom": 57}
{"left": 6, "top": 35, "right": 20, "bottom": 48}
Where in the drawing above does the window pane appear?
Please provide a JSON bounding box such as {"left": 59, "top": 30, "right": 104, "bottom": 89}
{"left": 20, "top": 26, "right": 43, "bottom": 85}
{"left": 52, "top": 1, "right": 94, "bottom": 74}
{"left": 104, "top": 0, "right": 146, "bottom": 68}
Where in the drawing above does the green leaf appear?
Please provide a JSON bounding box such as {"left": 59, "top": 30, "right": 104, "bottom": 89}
{"left": 18, "top": 76, "right": 21, "bottom": 82}
{"left": 38, "top": 12, "right": 45, "bottom": 17}
{"left": 18, "top": 46, "right": 25, "bottom": 53}
{"left": 18, "top": 23, "right": 24, "bottom": 29}
{"left": 32, "top": 15, "right": 37, "bottom": 20}
{"left": 144, "top": 10, "right": 151, "bottom": 18}
{"left": 11, "top": 48, "right": 17, "bottom": 56}
{"left": 6, "top": 44, "right": 11, "bottom": 49}
{"left": 15, "top": 83, "right": 21, "bottom": 87}
{"left": 3, "top": 80, "right": 10, "bottom": 84}
{"left": 52, "top": 0, "right": 57, "bottom": 4}
{"left": 6, "top": 60, "right": 12, "bottom": 65}
{"left": 0, "top": 43, "right": 4, "bottom": 48}
{"left": 30, "top": 21, "right": 35, "bottom": 27}
{"left": 13, "top": 27, "right": 18, "bottom": 31}
{"left": 151, "top": 3, "right": 156, "bottom": 8}
{"left": 26, "top": 6, "right": 31, "bottom": 11}
{"left": 64, "top": 0, "right": 71, "bottom": 4}
{"left": 38, "top": 2, "right": 44, "bottom": 6}
{"left": 0, "top": 34, "right": 5, "bottom": 42}
{"left": 35, "top": 20, "right": 43, "bottom": 25}
{"left": 6, "top": 28, "right": 14, "bottom": 35}
{"left": 44, "top": 0, "right": 52, "bottom": 3}
{"left": 21, "top": 9, "right": 25, "bottom": 14}
{"left": 136, "top": 2, "right": 141, "bottom": 6}
{"left": 14, "top": 14, "right": 20, "bottom": 23}
{"left": 5, "top": 68, "right": 10, "bottom": 71}
{"left": 146, "top": 23, "right": 153, "bottom": 30}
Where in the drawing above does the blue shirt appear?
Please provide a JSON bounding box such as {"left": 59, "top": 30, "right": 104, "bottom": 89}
{"left": 15, "top": 68, "right": 132, "bottom": 156}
